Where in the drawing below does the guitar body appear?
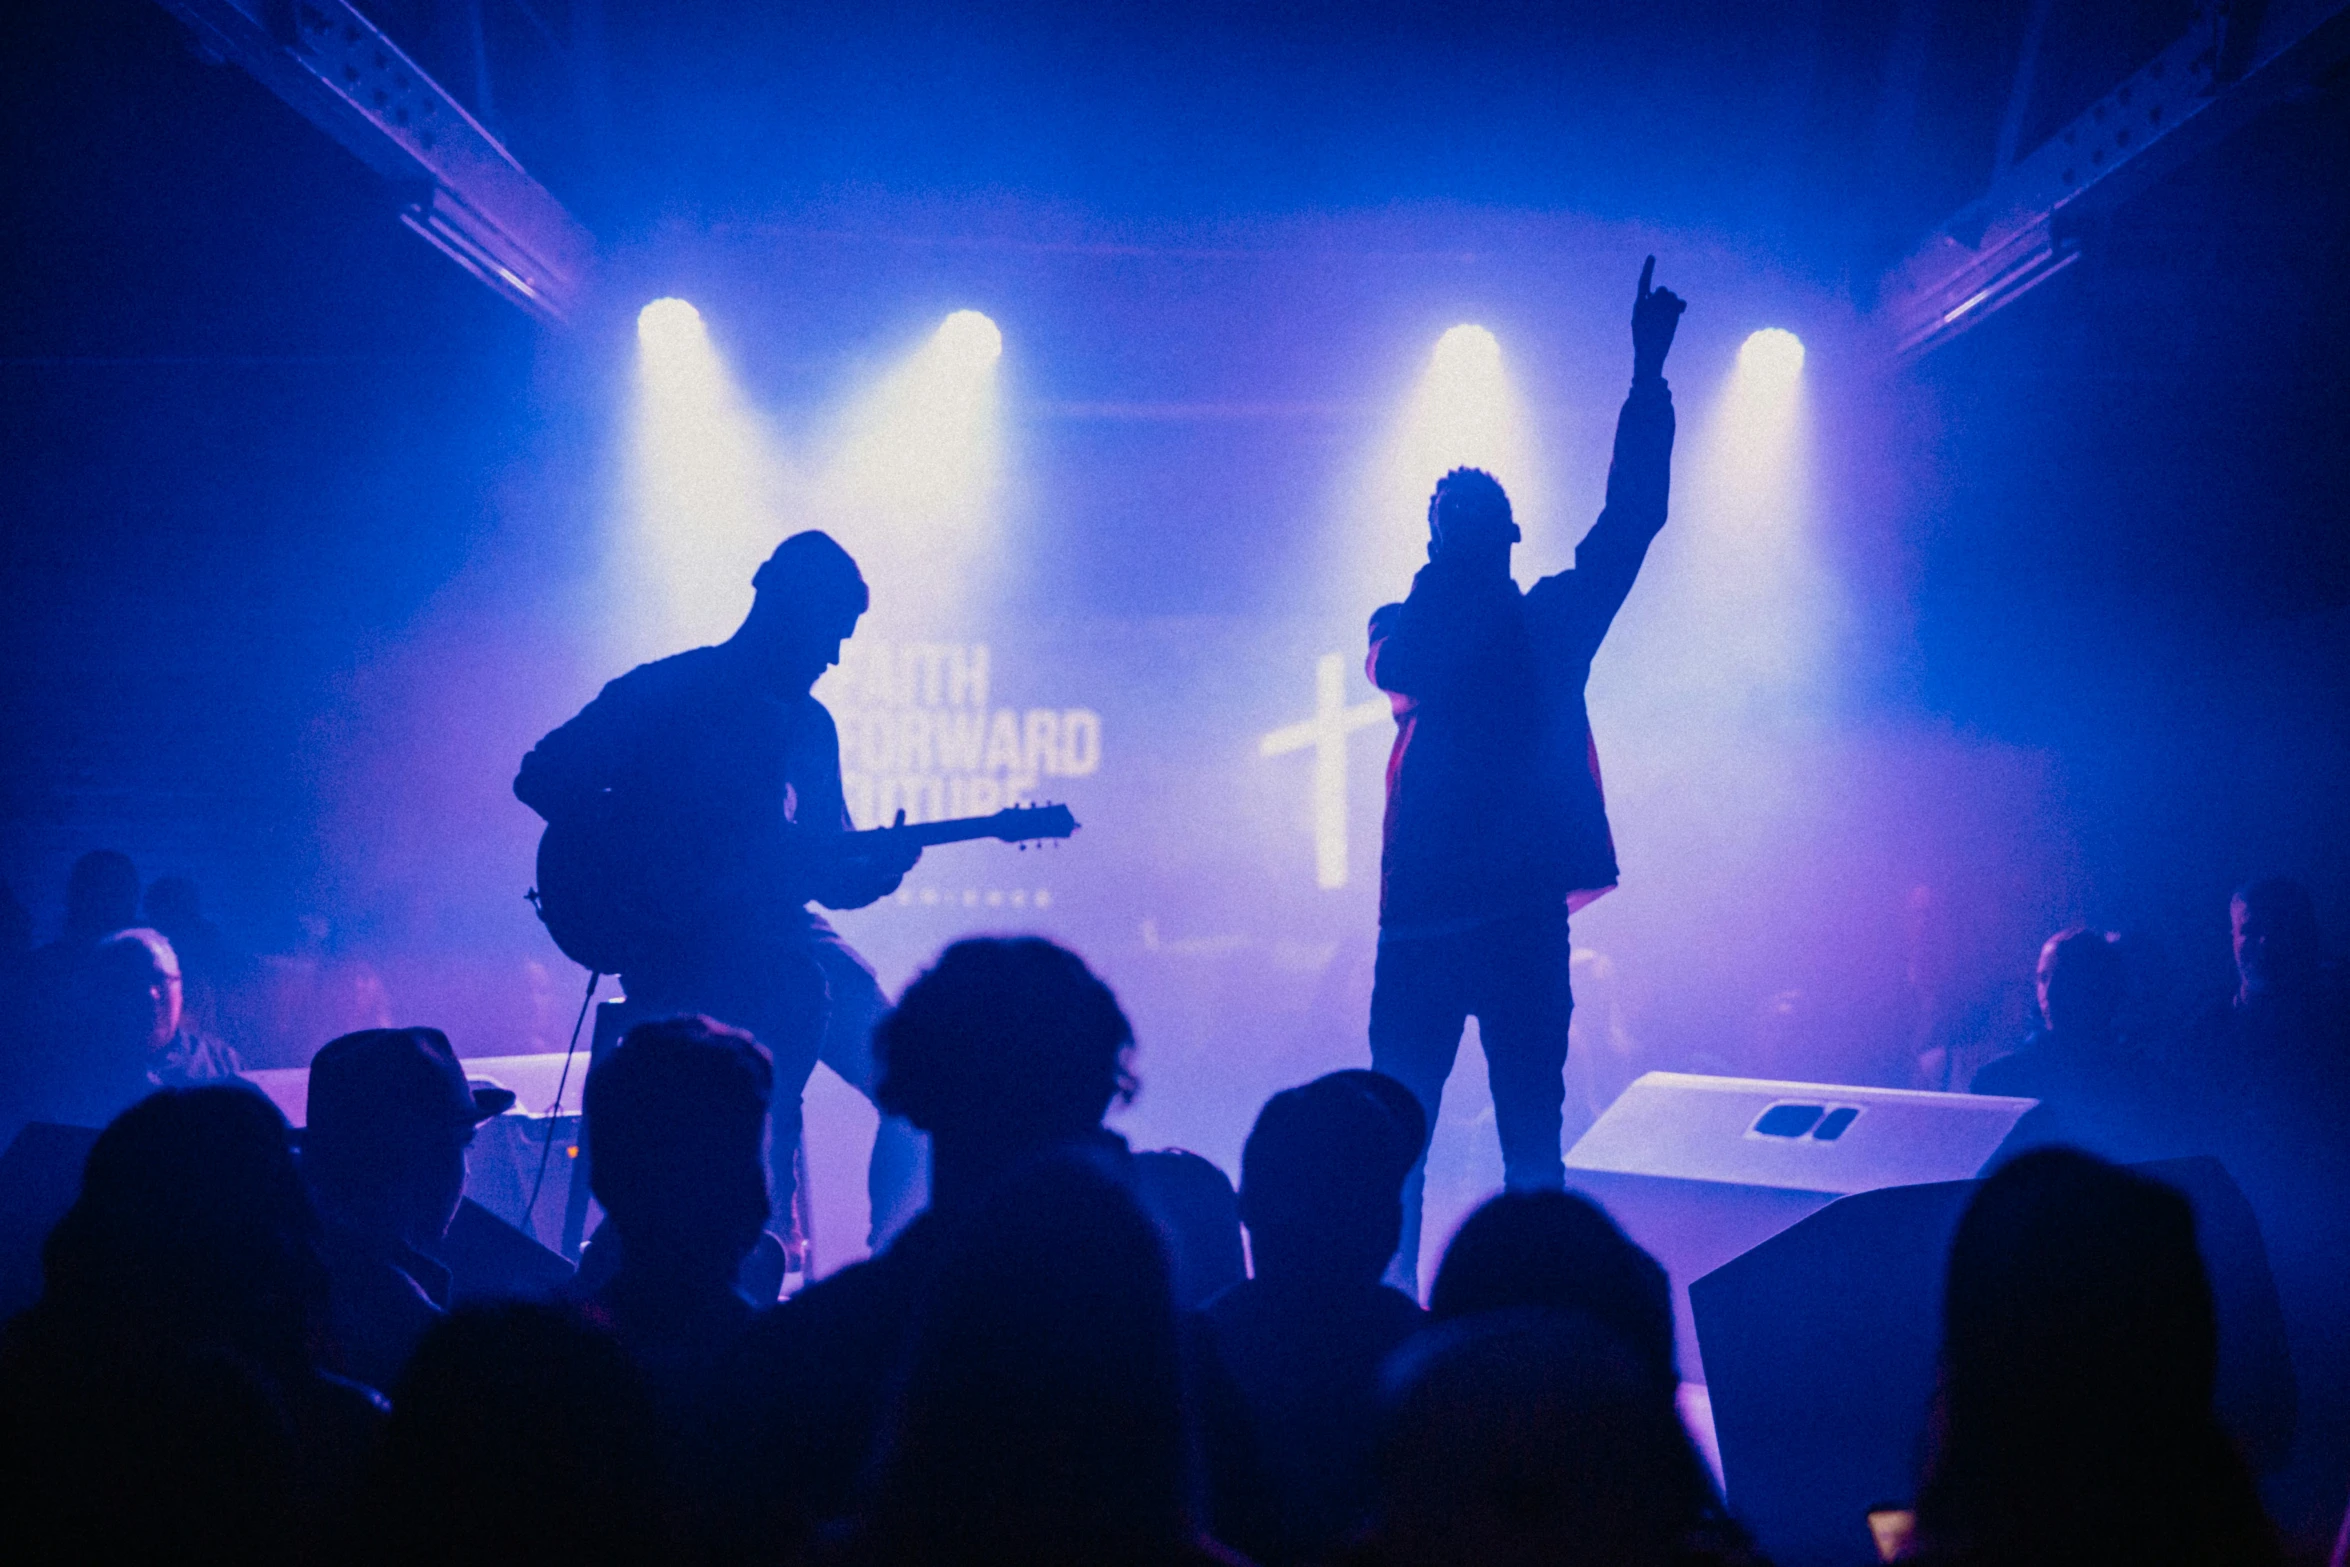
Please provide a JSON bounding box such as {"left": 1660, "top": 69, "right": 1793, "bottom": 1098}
{"left": 532, "top": 813, "right": 668, "bottom": 976}
{"left": 529, "top": 802, "right": 1079, "bottom": 976}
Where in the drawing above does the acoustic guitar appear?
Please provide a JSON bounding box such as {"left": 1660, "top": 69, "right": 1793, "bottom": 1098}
{"left": 530, "top": 802, "right": 1079, "bottom": 975}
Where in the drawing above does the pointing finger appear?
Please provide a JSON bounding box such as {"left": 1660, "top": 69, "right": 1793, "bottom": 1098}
{"left": 1639, "top": 255, "right": 1656, "bottom": 298}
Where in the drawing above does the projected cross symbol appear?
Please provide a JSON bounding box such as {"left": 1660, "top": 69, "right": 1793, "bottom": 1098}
{"left": 1260, "top": 653, "right": 1391, "bottom": 890}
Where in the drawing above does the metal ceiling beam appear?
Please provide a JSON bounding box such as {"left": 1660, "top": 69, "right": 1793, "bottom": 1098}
{"left": 1880, "top": 0, "right": 2350, "bottom": 359}
{"left": 157, "top": 0, "right": 595, "bottom": 324}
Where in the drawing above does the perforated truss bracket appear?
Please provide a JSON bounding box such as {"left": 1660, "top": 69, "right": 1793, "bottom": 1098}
{"left": 1879, "top": 0, "right": 2350, "bottom": 359}
{"left": 154, "top": 0, "right": 595, "bottom": 322}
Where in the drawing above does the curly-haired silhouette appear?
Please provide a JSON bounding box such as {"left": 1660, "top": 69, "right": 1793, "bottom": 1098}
{"left": 714, "top": 936, "right": 1140, "bottom": 1556}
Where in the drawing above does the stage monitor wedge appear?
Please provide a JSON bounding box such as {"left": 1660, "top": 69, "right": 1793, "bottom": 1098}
{"left": 1562, "top": 1073, "right": 2037, "bottom": 1386}
{"left": 1566, "top": 1072, "right": 2035, "bottom": 1194}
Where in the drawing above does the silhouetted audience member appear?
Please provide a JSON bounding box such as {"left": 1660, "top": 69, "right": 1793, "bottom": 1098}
{"left": 1198, "top": 1069, "right": 1428, "bottom": 1565}
{"left": 1971, "top": 927, "right": 2170, "bottom": 1159}
{"left": 843, "top": 1153, "right": 1242, "bottom": 1567}
{"left": 2182, "top": 879, "right": 2348, "bottom": 1129}
{"left": 17, "top": 851, "right": 143, "bottom": 1051}
{"left": 5, "top": 851, "right": 131, "bottom": 1092}
{"left": 1907, "top": 1147, "right": 2277, "bottom": 1567}
{"left": 1355, "top": 1310, "right": 1760, "bottom": 1567}
{"left": 361, "top": 1302, "right": 670, "bottom": 1567}
{"left": 31, "top": 849, "right": 141, "bottom": 975}
{"left": 578, "top": 1015, "right": 772, "bottom": 1422}
{"left": 0, "top": 1084, "right": 382, "bottom": 1560}
{"left": 304, "top": 1027, "right": 514, "bottom": 1393}
{"left": 2175, "top": 879, "right": 2350, "bottom": 1549}
{"left": 1427, "top": 1188, "right": 1677, "bottom": 1398}
{"left": 716, "top": 935, "right": 1138, "bottom": 1553}
{"left": 142, "top": 873, "right": 213, "bottom": 947}
{"left": 1135, "top": 1147, "right": 1246, "bottom": 1310}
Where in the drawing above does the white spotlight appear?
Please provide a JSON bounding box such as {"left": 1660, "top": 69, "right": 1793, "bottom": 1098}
{"left": 935, "top": 308, "right": 1004, "bottom": 363}
{"left": 1651, "top": 320, "right": 1830, "bottom": 701}
{"left": 627, "top": 294, "right": 780, "bottom": 658}
{"left": 636, "top": 296, "right": 706, "bottom": 352}
{"left": 1411, "top": 325, "right": 1517, "bottom": 474}
{"left": 830, "top": 312, "right": 1005, "bottom": 511}
{"left": 1721, "top": 327, "right": 1808, "bottom": 482}
{"left": 1431, "top": 323, "right": 1502, "bottom": 374}
{"left": 1348, "top": 321, "right": 1538, "bottom": 606}
{"left": 1737, "top": 327, "right": 1805, "bottom": 386}
{"left": 817, "top": 310, "right": 1008, "bottom": 619}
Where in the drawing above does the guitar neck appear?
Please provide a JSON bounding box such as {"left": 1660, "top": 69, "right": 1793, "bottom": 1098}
{"left": 880, "top": 818, "right": 1011, "bottom": 850}
{"left": 852, "top": 803, "right": 1078, "bottom": 851}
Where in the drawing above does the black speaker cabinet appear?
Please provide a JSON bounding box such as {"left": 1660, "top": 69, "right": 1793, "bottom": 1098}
{"left": 1562, "top": 1072, "right": 2038, "bottom": 1385}
{"left": 1688, "top": 1156, "right": 2292, "bottom": 1567}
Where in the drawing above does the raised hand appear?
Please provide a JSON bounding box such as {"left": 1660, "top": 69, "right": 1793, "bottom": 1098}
{"left": 1631, "top": 255, "right": 1687, "bottom": 381}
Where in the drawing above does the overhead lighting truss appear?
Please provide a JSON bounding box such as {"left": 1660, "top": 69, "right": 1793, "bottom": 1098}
{"left": 158, "top": 0, "right": 595, "bottom": 324}
{"left": 1881, "top": 0, "right": 2350, "bottom": 359}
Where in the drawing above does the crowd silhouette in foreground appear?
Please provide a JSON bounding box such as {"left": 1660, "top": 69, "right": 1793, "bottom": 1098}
{"left": 0, "top": 911, "right": 2345, "bottom": 1564}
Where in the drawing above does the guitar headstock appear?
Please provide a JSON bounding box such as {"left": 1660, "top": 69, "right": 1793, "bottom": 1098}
{"left": 992, "top": 802, "right": 1079, "bottom": 843}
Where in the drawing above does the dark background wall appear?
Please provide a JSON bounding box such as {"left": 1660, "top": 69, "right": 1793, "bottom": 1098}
{"left": 2, "top": 0, "right": 2343, "bottom": 1071}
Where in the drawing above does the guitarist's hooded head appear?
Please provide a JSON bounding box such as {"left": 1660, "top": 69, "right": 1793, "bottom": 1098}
{"left": 737, "top": 530, "right": 870, "bottom": 697}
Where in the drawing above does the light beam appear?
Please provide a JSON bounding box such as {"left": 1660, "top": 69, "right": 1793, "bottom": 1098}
{"left": 1353, "top": 322, "right": 1539, "bottom": 605}
{"left": 819, "top": 309, "right": 1007, "bottom": 622}
{"left": 1717, "top": 328, "right": 1807, "bottom": 489}
{"left": 625, "top": 296, "right": 789, "bottom": 659}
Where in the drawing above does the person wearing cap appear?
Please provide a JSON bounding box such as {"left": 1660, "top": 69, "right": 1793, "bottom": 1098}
{"left": 303, "top": 1026, "right": 515, "bottom": 1394}
{"left": 514, "top": 531, "right": 924, "bottom": 1257}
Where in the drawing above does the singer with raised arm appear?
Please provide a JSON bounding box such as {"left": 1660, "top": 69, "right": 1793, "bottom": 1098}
{"left": 514, "top": 531, "right": 925, "bottom": 1258}
{"left": 1366, "top": 258, "right": 1686, "bottom": 1287}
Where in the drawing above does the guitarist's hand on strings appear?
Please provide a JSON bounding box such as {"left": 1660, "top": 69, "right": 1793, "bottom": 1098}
{"left": 817, "top": 809, "right": 924, "bottom": 910}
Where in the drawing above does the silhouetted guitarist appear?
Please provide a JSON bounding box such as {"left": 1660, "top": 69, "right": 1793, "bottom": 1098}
{"left": 515, "top": 531, "right": 925, "bottom": 1251}
{"left": 1366, "top": 258, "right": 1686, "bottom": 1286}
